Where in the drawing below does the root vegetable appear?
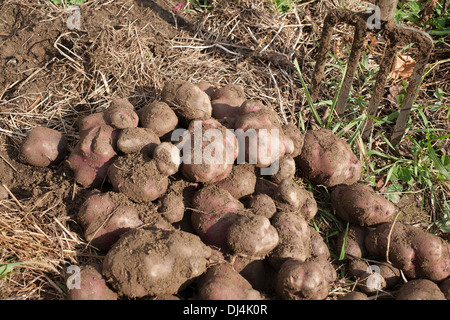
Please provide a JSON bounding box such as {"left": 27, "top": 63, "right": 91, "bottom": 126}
{"left": 161, "top": 79, "right": 212, "bottom": 121}
{"left": 77, "top": 191, "right": 144, "bottom": 251}
{"left": 103, "top": 228, "right": 211, "bottom": 298}
{"left": 281, "top": 123, "right": 304, "bottom": 158}
{"left": 273, "top": 179, "right": 318, "bottom": 220}
{"left": 331, "top": 183, "right": 396, "bottom": 227}
{"left": 178, "top": 118, "right": 238, "bottom": 183}
{"left": 295, "top": 128, "right": 362, "bottom": 187}
{"left": 213, "top": 163, "right": 257, "bottom": 199}
{"left": 19, "top": 127, "right": 67, "bottom": 167}
{"left": 234, "top": 99, "right": 294, "bottom": 168}
{"left": 365, "top": 222, "right": 450, "bottom": 281}
{"left": 211, "top": 84, "right": 246, "bottom": 119}
{"left": 107, "top": 152, "right": 169, "bottom": 203}
{"left": 396, "top": 279, "right": 446, "bottom": 300}
{"left": 152, "top": 142, "right": 181, "bottom": 176}
{"left": 247, "top": 193, "right": 277, "bottom": 219}
{"left": 67, "top": 264, "right": 118, "bottom": 300}
{"left": 116, "top": 127, "right": 160, "bottom": 154}
{"left": 336, "top": 224, "right": 369, "bottom": 259}
{"left": 138, "top": 100, "right": 178, "bottom": 137}
{"left": 275, "top": 259, "right": 329, "bottom": 300}
{"left": 196, "top": 263, "right": 263, "bottom": 300}
{"left": 227, "top": 214, "right": 279, "bottom": 259}
{"left": 269, "top": 156, "right": 296, "bottom": 184}
{"left": 268, "top": 212, "right": 311, "bottom": 269}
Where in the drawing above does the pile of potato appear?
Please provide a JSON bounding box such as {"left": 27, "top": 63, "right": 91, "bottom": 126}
{"left": 19, "top": 79, "right": 449, "bottom": 300}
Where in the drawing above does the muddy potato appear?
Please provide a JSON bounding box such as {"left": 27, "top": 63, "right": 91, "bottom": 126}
{"left": 439, "top": 278, "right": 450, "bottom": 300}
{"left": 19, "top": 127, "right": 67, "bottom": 167}
{"left": 178, "top": 118, "right": 238, "bottom": 183}
{"left": 247, "top": 193, "right": 277, "bottom": 219}
{"left": 296, "top": 128, "right": 362, "bottom": 187}
{"left": 331, "top": 183, "right": 396, "bottom": 227}
{"left": 281, "top": 123, "right": 304, "bottom": 158}
{"left": 107, "top": 152, "right": 169, "bottom": 203}
{"left": 396, "top": 279, "right": 446, "bottom": 300}
{"left": 269, "top": 156, "right": 296, "bottom": 184}
{"left": 157, "top": 190, "right": 185, "bottom": 224}
{"left": 275, "top": 259, "right": 329, "bottom": 300}
{"left": 161, "top": 79, "right": 212, "bottom": 121}
{"left": 138, "top": 100, "right": 179, "bottom": 137}
{"left": 103, "top": 228, "right": 211, "bottom": 298}
{"left": 77, "top": 191, "right": 144, "bottom": 251}
{"left": 152, "top": 142, "right": 181, "bottom": 176}
{"left": 234, "top": 99, "right": 294, "bottom": 168}
{"left": 116, "top": 127, "right": 160, "bottom": 154}
{"left": 227, "top": 214, "right": 279, "bottom": 259}
{"left": 273, "top": 179, "right": 318, "bottom": 220}
{"left": 104, "top": 98, "right": 139, "bottom": 129}
{"left": 337, "top": 291, "right": 368, "bottom": 300}
{"left": 196, "top": 263, "right": 263, "bottom": 300}
{"left": 211, "top": 83, "right": 246, "bottom": 119}
{"left": 67, "top": 264, "right": 118, "bottom": 300}
{"left": 232, "top": 256, "right": 277, "bottom": 291}
{"left": 365, "top": 222, "right": 450, "bottom": 281}
{"left": 268, "top": 211, "right": 311, "bottom": 269}
{"left": 336, "top": 224, "right": 369, "bottom": 259}
{"left": 213, "top": 163, "right": 257, "bottom": 199}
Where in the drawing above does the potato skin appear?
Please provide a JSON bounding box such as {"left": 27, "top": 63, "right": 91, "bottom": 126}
{"left": 116, "top": 127, "right": 160, "bottom": 154}
{"left": 103, "top": 228, "right": 211, "bottom": 298}
{"left": 281, "top": 123, "right": 304, "bottom": 158}
{"left": 331, "top": 183, "right": 396, "bottom": 227}
{"left": 161, "top": 79, "right": 212, "bottom": 121}
{"left": 247, "top": 193, "right": 277, "bottom": 219}
{"left": 396, "top": 279, "right": 446, "bottom": 300}
{"left": 295, "top": 128, "right": 362, "bottom": 187}
{"left": 336, "top": 224, "right": 369, "bottom": 259}
{"left": 20, "top": 127, "right": 67, "bottom": 167}
{"left": 365, "top": 222, "right": 450, "bottom": 281}
{"left": 67, "top": 264, "right": 118, "bottom": 300}
{"left": 77, "top": 192, "right": 144, "bottom": 251}
{"left": 213, "top": 163, "right": 257, "bottom": 199}
{"left": 211, "top": 84, "right": 246, "bottom": 119}
{"left": 197, "top": 263, "right": 263, "bottom": 300}
{"left": 273, "top": 179, "right": 318, "bottom": 220}
{"left": 138, "top": 100, "right": 178, "bottom": 137}
{"left": 275, "top": 259, "right": 329, "bottom": 300}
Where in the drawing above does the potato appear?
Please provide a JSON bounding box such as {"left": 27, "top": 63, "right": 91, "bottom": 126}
{"left": 67, "top": 264, "right": 118, "bottom": 300}
{"left": 247, "top": 193, "right": 277, "bottom": 219}
{"left": 281, "top": 123, "right": 304, "bottom": 158}
{"left": 103, "top": 228, "right": 211, "bottom": 298}
{"left": 77, "top": 191, "right": 144, "bottom": 251}
{"left": 196, "top": 263, "right": 263, "bottom": 300}
{"left": 227, "top": 214, "right": 279, "bottom": 259}
{"left": 211, "top": 84, "right": 246, "bottom": 119}
{"left": 161, "top": 79, "right": 212, "bottom": 121}
{"left": 337, "top": 291, "right": 368, "bottom": 300}
{"left": 331, "top": 183, "right": 396, "bottom": 227}
{"left": 295, "top": 128, "right": 362, "bottom": 187}
{"left": 68, "top": 122, "right": 119, "bottom": 188}
{"left": 232, "top": 256, "right": 277, "bottom": 291}
{"left": 336, "top": 224, "right": 369, "bottom": 259}
{"left": 268, "top": 212, "right": 311, "bottom": 269}
{"left": 116, "top": 127, "right": 160, "bottom": 154}
{"left": 234, "top": 99, "right": 294, "bottom": 168}
{"left": 104, "top": 98, "right": 139, "bottom": 129}
{"left": 213, "top": 163, "right": 257, "bottom": 199}
{"left": 19, "top": 126, "right": 67, "bottom": 167}
{"left": 269, "top": 156, "right": 296, "bottom": 184}
{"left": 178, "top": 118, "right": 238, "bottom": 183}
{"left": 191, "top": 185, "right": 244, "bottom": 252}
{"left": 107, "top": 151, "right": 169, "bottom": 203}
{"left": 273, "top": 179, "right": 318, "bottom": 220}
{"left": 396, "top": 279, "right": 446, "bottom": 300}
{"left": 157, "top": 190, "right": 185, "bottom": 224}
{"left": 275, "top": 259, "right": 329, "bottom": 300}
{"left": 311, "top": 257, "right": 337, "bottom": 284}
{"left": 365, "top": 222, "right": 450, "bottom": 281}
{"left": 152, "top": 142, "right": 181, "bottom": 176}
{"left": 439, "top": 278, "right": 450, "bottom": 300}
{"left": 309, "top": 226, "right": 331, "bottom": 261}
{"left": 138, "top": 100, "right": 178, "bottom": 137}
{"left": 196, "top": 81, "right": 215, "bottom": 99}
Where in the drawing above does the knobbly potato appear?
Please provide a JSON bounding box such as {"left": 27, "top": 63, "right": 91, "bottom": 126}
{"left": 273, "top": 179, "right": 318, "bottom": 220}
{"left": 396, "top": 279, "right": 446, "bottom": 300}
{"left": 213, "top": 163, "right": 257, "bottom": 199}
{"left": 103, "top": 228, "right": 211, "bottom": 298}
{"left": 296, "top": 128, "right": 362, "bottom": 187}
{"left": 211, "top": 83, "right": 246, "bottom": 119}
{"left": 336, "top": 224, "right": 369, "bottom": 259}
{"left": 331, "top": 183, "right": 396, "bottom": 227}
{"left": 247, "top": 193, "right": 277, "bottom": 219}
{"left": 281, "top": 123, "right": 304, "bottom": 158}
{"left": 269, "top": 155, "right": 296, "bottom": 184}
{"left": 116, "top": 127, "right": 160, "bottom": 154}
{"left": 152, "top": 142, "right": 181, "bottom": 176}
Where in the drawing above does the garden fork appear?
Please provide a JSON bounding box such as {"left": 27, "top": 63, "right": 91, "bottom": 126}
{"left": 309, "top": 0, "right": 434, "bottom": 146}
